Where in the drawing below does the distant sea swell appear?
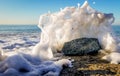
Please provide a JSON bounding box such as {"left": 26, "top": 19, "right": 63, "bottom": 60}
{"left": 0, "top": 25, "right": 40, "bottom": 34}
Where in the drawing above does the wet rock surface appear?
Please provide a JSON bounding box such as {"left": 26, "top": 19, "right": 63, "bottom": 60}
{"left": 60, "top": 54, "right": 120, "bottom": 76}
{"left": 62, "top": 38, "right": 102, "bottom": 56}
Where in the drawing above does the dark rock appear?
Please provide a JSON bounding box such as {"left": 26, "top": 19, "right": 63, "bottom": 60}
{"left": 62, "top": 38, "right": 102, "bottom": 56}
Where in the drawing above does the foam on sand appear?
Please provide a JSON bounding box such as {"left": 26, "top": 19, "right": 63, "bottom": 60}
{"left": 0, "top": 52, "right": 73, "bottom": 76}
{"left": 102, "top": 52, "right": 120, "bottom": 64}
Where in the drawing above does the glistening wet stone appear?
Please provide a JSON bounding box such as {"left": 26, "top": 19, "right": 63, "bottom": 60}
{"left": 62, "top": 38, "right": 102, "bottom": 56}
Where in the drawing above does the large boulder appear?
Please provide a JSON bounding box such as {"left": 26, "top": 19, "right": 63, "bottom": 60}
{"left": 62, "top": 38, "right": 102, "bottom": 56}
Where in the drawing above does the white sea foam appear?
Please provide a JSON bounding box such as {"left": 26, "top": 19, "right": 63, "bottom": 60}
{"left": 0, "top": 1, "right": 120, "bottom": 76}
{"left": 0, "top": 53, "right": 72, "bottom": 76}
{"left": 33, "top": 1, "right": 120, "bottom": 63}
{"left": 102, "top": 52, "right": 120, "bottom": 64}
{"left": 0, "top": 33, "right": 39, "bottom": 52}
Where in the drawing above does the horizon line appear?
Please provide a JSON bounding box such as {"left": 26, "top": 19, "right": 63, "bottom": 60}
{"left": 0, "top": 24, "right": 37, "bottom": 25}
{"left": 0, "top": 24, "right": 120, "bottom": 26}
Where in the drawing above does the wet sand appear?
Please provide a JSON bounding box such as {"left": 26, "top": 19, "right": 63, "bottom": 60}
{"left": 61, "top": 54, "right": 120, "bottom": 76}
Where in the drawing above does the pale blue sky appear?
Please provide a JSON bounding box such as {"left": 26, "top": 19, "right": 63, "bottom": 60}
{"left": 0, "top": 0, "right": 120, "bottom": 25}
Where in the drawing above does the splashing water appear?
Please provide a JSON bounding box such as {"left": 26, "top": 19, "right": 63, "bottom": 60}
{"left": 0, "top": 1, "right": 120, "bottom": 76}
{"left": 93, "top": 1, "right": 96, "bottom": 4}
{"left": 33, "top": 1, "right": 119, "bottom": 60}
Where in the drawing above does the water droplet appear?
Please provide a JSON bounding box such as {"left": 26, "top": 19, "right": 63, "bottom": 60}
{"left": 93, "top": 1, "right": 96, "bottom": 4}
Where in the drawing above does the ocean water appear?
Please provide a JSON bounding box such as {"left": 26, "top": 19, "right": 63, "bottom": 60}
{"left": 0, "top": 25, "right": 119, "bottom": 36}
{"left": 0, "top": 25, "right": 41, "bottom": 52}
{"left": 0, "top": 25, "right": 120, "bottom": 52}
{"left": 112, "top": 25, "right": 120, "bottom": 37}
{"left": 0, "top": 25, "right": 40, "bottom": 34}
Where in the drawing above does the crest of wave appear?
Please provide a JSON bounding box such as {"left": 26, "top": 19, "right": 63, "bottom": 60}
{"left": 32, "top": 1, "right": 120, "bottom": 62}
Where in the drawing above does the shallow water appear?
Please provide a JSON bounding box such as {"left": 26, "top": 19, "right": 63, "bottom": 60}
{"left": 0, "top": 25, "right": 40, "bottom": 52}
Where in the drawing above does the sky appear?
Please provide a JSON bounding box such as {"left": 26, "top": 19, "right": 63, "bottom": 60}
{"left": 0, "top": 0, "right": 120, "bottom": 25}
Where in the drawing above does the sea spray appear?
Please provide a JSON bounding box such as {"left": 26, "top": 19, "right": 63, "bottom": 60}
{"left": 0, "top": 1, "right": 120, "bottom": 76}
{"left": 33, "top": 1, "right": 118, "bottom": 61}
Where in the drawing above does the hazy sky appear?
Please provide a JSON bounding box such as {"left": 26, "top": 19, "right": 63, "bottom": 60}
{"left": 0, "top": 0, "right": 120, "bottom": 25}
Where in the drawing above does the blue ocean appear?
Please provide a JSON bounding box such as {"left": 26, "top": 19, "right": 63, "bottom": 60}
{"left": 0, "top": 25, "right": 120, "bottom": 52}
{"left": 0, "top": 25, "right": 40, "bottom": 34}
{"left": 112, "top": 25, "right": 120, "bottom": 37}
{"left": 0, "top": 25, "right": 120, "bottom": 36}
